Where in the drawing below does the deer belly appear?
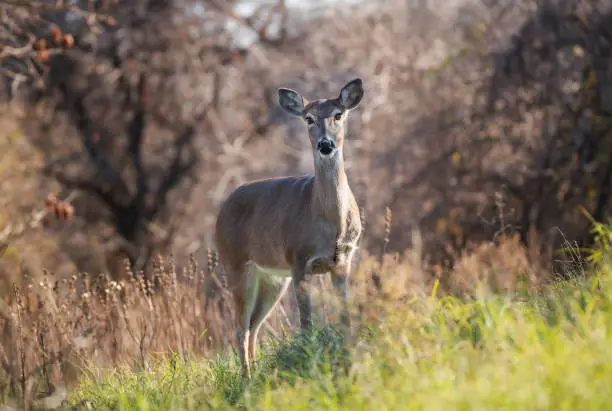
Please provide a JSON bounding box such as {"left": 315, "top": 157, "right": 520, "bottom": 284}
{"left": 248, "top": 260, "right": 292, "bottom": 279}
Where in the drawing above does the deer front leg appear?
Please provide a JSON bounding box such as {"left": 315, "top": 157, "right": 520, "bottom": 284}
{"left": 331, "top": 269, "right": 351, "bottom": 331}
{"left": 331, "top": 254, "right": 354, "bottom": 376}
{"left": 331, "top": 248, "right": 355, "bottom": 332}
{"left": 292, "top": 263, "right": 312, "bottom": 330}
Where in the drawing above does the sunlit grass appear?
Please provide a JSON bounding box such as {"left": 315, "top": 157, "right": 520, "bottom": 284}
{"left": 67, "top": 258, "right": 612, "bottom": 410}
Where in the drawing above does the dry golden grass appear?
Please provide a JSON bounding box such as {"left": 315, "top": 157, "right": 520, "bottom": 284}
{"left": 0, "top": 226, "right": 555, "bottom": 409}
{"left": 0, "top": 254, "right": 235, "bottom": 407}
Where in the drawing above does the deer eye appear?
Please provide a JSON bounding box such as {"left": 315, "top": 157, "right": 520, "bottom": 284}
{"left": 305, "top": 117, "right": 315, "bottom": 125}
{"left": 334, "top": 113, "right": 343, "bottom": 121}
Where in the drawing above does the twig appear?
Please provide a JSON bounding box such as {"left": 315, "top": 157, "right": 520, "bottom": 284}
{"left": 0, "top": 44, "right": 32, "bottom": 62}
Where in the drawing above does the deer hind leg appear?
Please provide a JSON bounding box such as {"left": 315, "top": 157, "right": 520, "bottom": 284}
{"left": 248, "top": 266, "right": 292, "bottom": 366}
{"left": 223, "top": 262, "right": 258, "bottom": 379}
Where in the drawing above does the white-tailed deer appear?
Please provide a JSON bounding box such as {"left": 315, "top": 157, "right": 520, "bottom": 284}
{"left": 215, "top": 78, "right": 364, "bottom": 377}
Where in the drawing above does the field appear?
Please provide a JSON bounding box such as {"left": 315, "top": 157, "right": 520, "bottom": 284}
{"left": 57, "top": 225, "right": 612, "bottom": 410}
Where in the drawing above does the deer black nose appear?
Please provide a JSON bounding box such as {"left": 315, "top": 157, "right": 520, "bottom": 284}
{"left": 317, "top": 139, "right": 335, "bottom": 155}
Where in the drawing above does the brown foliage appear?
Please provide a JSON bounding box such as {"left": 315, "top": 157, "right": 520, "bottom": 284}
{"left": 3, "top": 0, "right": 294, "bottom": 278}
{"left": 0, "top": 1, "right": 118, "bottom": 100}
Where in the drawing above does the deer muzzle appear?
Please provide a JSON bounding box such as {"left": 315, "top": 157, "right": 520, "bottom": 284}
{"left": 317, "top": 138, "right": 336, "bottom": 156}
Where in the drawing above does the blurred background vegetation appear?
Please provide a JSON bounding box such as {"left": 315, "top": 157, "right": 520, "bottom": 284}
{"left": 2, "top": 0, "right": 612, "bottom": 407}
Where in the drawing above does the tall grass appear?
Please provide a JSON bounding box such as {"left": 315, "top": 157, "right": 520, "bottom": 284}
{"left": 0, "top": 229, "right": 543, "bottom": 407}
{"left": 62, "top": 225, "right": 612, "bottom": 411}
{"left": 0, "top": 254, "right": 237, "bottom": 409}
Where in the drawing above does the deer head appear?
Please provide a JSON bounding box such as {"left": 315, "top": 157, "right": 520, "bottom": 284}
{"left": 277, "top": 78, "right": 364, "bottom": 160}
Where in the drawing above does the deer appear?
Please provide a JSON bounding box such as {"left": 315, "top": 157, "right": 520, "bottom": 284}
{"left": 214, "top": 78, "right": 364, "bottom": 378}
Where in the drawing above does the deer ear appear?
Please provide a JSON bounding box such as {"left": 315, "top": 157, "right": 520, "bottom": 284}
{"left": 339, "top": 78, "right": 364, "bottom": 110}
{"left": 278, "top": 88, "right": 306, "bottom": 117}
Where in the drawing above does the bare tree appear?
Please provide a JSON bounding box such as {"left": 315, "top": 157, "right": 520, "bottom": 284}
{"left": 1, "top": 0, "right": 295, "bottom": 276}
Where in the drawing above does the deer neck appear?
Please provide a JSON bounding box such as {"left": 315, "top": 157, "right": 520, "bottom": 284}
{"left": 313, "top": 150, "right": 351, "bottom": 227}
